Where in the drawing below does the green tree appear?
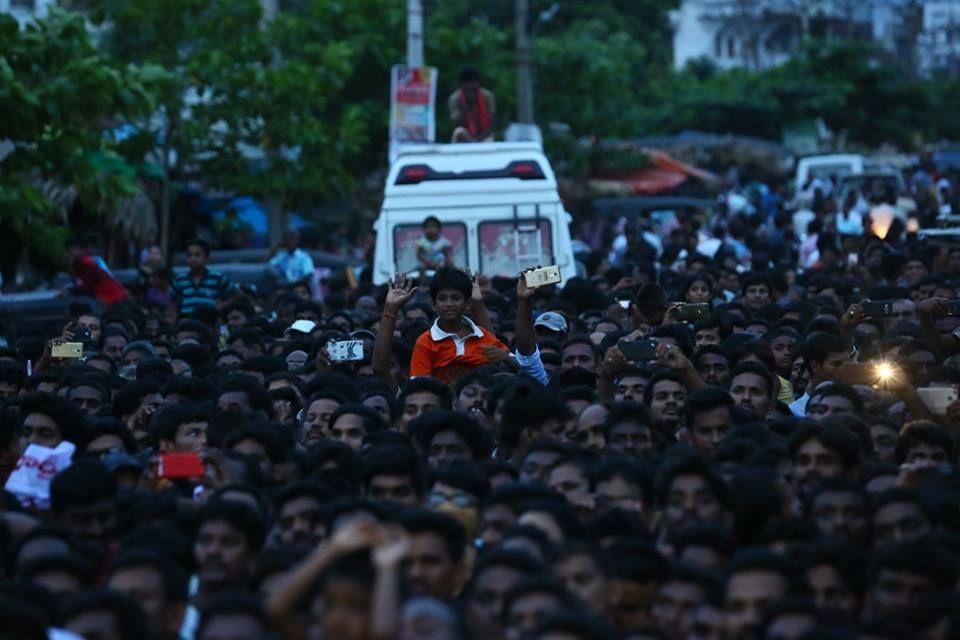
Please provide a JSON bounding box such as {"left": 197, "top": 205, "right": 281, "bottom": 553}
{"left": 0, "top": 10, "right": 160, "bottom": 264}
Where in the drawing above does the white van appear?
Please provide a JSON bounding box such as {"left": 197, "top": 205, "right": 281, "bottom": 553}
{"left": 372, "top": 142, "right": 574, "bottom": 286}
{"left": 795, "top": 153, "right": 865, "bottom": 189}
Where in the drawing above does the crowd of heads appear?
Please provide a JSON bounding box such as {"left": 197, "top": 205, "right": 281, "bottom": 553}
{"left": 4, "top": 198, "right": 960, "bottom": 640}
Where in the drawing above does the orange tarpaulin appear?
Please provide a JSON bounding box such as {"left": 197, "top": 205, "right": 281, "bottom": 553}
{"left": 590, "top": 149, "right": 717, "bottom": 195}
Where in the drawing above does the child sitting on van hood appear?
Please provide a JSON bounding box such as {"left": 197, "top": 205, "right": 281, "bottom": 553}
{"left": 408, "top": 268, "right": 507, "bottom": 384}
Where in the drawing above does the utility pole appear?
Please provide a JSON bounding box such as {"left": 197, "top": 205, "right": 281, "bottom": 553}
{"left": 515, "top": 0, "right": 534, "bottom": 124}
{"left": 407, "top": 0, "right": 424, "bottom": 67}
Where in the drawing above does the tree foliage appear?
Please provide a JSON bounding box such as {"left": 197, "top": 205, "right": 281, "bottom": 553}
{"left": 0, "top": 9, "right": 161, "bottom": 259}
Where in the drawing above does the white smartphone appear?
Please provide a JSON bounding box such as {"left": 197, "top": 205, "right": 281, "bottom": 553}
{"left": 917, "top": 387, "right": 959, "bottom": 415}
{"left": 327, "top": 340, "right": 364, "bottom": 362}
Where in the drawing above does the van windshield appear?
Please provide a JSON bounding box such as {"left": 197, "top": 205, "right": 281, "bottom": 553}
{"left": 393, "top": 223, "right": 468, "bottom": 273}
{"left": 479, "top": 220, "right": 553, "bottom": 276}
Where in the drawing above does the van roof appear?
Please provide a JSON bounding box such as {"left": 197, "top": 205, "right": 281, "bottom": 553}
{"left": 393, "top": 141, "right": 544, "bottom": 158}
{"left": 385, "top": 142, "right": 558, "bottom": 200}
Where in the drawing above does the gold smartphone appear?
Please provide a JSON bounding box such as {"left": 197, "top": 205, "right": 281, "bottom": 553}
{"left": 51, "top": 342, "right": 83, "bottom": 358}
{"left": 524, "top": 266, "right": 562, "bottom": 288}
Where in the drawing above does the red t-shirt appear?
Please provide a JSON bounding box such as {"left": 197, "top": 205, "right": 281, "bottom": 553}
{"left": 72, "top": 255, "right": 129, "bottom": 305}
{"left": 410, "top": 318, "right": 507, "bottom": 384}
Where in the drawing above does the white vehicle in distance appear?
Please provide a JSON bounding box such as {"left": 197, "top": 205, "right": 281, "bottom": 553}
{"left": 795, "top": 153, "right": 866, "bottom": 191}
{"left": 372, "top": 142, "right": 574, "bottom": 286}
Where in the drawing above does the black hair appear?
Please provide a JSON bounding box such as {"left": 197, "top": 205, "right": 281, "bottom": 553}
{"left": 429, "top": 267, "right": 472, "bottom": 301}
{"left": 741, "top": 273, "right": 773, "bottom": 294}
{"left": 161, "top": 378, "right": 220, "bottom": 402}
{"left": 467, "top": 548, "right": 543, "bottom": 597}
{"left": 674, "top": 524, "right": 736, "bottom": 559}
{"left": 222, "top": 419, "right": 289, "bottom": 464}
{"left": 685, "top": 386, "right": 735, "bottom": 428}
{"left": 78, "top": 416, "right": 137, "bottom": 454}
{"left": 725, "top": 547, "right": 797, "bottom": 586}
{"left": 867, "top": 538, "right": 958, "bottom": 590}
{"left": 642, "top": 370, "right": 686, "bottom": 407}
{"left": 728, "top": 361, "right": 776, "bottom": 399}
{"left": 110, "top": 550, "right": 190, "bottom": 603}
{"left": 19, "top": 392, "right": 84, "bottom": 444}
{"left": 329, "top": 403, "right": 388, "bottom": 437}
{"left": 111, "top": 380, "right": 161, "bottom": 419}
{"left": 590, "top": 456, "right": 650, "bottom": 496}
{"left": 811, "top": 382, "right": 865, "bottom": 414}
{"left": 499, "top": 387, "right": 570, "bottom": 451}
{"left": 654, "top": 453, "right": 731, "bottom": 511}
{"left": 148, "top": 402, "right": 213, "bottom": 446}
{"left": 196, "top": 500, "right": 267, "bottom": 552}
{"left": 895, "top": 421, "right": 956, "bottom": 464}
{"left": 399, "top": 377, "right": 454, "bottom": 411}
{"left": 62, "top": 589, "right": 150, "bottom": 639}
{"left": 408, "top": 410, "right": 494, "bottom": 461}
{"left": 869, "top": 487, "right": 934, "bottom": 523}
{"left": 0, "top": 593, "right": 47, "bottom": 640}
{"left": 787, "top": 424, "right": 862, "bottom": 471}
{"left": 218, "top": 374, "right": 275, "bottom": 418}
{"left": 50, "top": 459, "right": 116, "bottom": 515}
{"left": 18, "top": 552, "right": 93, "bottom": 586}
{"left": 423, "top": 215, "right": 442, "bottom": 228}
{"left": 196, "top": 591, "right": 272, "bottom": 639}
{"left": 186, "top": 237, "right": 211, "bottom": 256}
{"left": 605, "top": 539, "right": 668, "bottom": 583}
{"left": 400, "top": 509, "right": 467, "bottom": 563}
{"left": 532, "top": 611, "right": 618, "bottom": 640}
{"left": 799, "top": 332, "right": 846, "bottom": 369}
{"left": 502, "top": 576, "right": 582, "bottom": 624}
{"left": 459, "top": 66, "right": 481, "bottom": 83}
{"left": 362, "top": 445, "right": 424, "bottom": 497}
{"left": 429, "top": 462, "right": 492, "bottom": 502}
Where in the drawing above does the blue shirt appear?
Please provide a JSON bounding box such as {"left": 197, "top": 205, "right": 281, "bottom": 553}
{"left": 171, "top": 268, "right": 235, "bottom": 315}
{"left": 269, "top": 248, "right": 315, "bottom": 283}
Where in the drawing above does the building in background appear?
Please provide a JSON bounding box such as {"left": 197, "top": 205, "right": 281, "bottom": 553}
{"left": 0, "top": 0, "right": 58, "bottom": 25}
{"left": 916, "top": 1, "right": 960, "bottom": 75}
{"left": 670, "top": 0, "right": 941, "bottom": 74}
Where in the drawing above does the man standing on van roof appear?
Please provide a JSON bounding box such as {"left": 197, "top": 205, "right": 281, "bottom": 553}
{"left": 449, "top": 67, "right": 496, "bottom": 143}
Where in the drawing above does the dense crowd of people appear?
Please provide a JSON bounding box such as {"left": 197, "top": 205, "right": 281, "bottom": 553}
{"left": 5, "top": 174, "right": 960, "bottom": 640}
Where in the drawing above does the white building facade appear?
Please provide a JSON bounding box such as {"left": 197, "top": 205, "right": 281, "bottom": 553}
{"left": 0, "top": 0, "right": 58, "bottom": 25}
{"left": 671, "top": 0, "right": 950, "bottom": 75}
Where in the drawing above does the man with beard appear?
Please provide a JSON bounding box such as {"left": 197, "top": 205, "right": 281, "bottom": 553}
{"left": 399, "top": 510, "right": 468, "bottom": 601}
{"left": 644, "top": 371, "right": 687, "bottom": 436}
{"left": 193, "top": 500, "right": 266, "bottom": 614}
{"left": 728, "top": 362, "right": 776, "bottom": 421}
{"left": 274, "top": 483, "right": 335, "bottom": 548}
{"left": 788, "top": 424, "right": 862, "bottom": 500}
{"left": 654, "top": 454, "right": 733, "bottom": 548}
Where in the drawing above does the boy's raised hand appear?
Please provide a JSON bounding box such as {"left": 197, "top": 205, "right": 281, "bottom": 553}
{"left": 385, "top": 273, "right": 418, "bottom": 310}
{"left": 517, "top": 267, "right": 538, "bottom": 300}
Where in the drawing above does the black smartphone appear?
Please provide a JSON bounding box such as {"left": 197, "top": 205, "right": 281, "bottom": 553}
{"left": 676, "top": 303, "right": 710, "bottom": 322}
{"left": 618, "top": 338, "right": 659, "bottom": 362}
{"left": 861, "top": 300, "right": 895, "bottom": 317}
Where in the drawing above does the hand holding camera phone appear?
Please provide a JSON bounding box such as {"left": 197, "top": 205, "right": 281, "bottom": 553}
{"left": 674, "top": 303, "right": 709, "bottom": 323}
{"left": 158, "top": 452, "right": 206, "bottom": 479}
{"left": 523, "top": 265, "right": 562, "bottom": 288}
{"left": 618, "top": 338, "right": 659, "bottom": 362}
{"left": 51, "top": 342, "right": 83, "bottom": 359}
{"left": 327, "top": 340, "right": 364, "bottom": 362}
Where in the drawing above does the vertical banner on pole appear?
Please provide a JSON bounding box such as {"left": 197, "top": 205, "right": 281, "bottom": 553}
{"left": 389, "top": 64, "right": 437, "bottom": 164}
